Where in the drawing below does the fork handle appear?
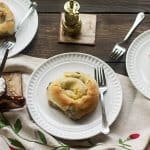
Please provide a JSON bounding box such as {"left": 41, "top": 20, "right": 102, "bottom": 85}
{"left": 0, "top": 49, "right": 9, "bottom": 77}
{"left": 99, "top": 93, "right": 110, "bottom": 134}
{"left": 123, "top": 12, "right": 145, "bottom": 42}
{"left": 16, "top": 2, "right": 38, "bottom": 31}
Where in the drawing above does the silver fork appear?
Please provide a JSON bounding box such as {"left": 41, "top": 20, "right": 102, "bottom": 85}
{"left": 0, "top": 42, "right": 15, "bottom": 76}
{"left": 94, "top": 66, "right": 110, "bottom": 134}
{"left": 110, "top": 12, "right": 145, "bottom": 60}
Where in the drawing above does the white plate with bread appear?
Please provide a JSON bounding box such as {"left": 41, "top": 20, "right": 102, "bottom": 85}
{"left": 27, "top": 53, "right": 122, "bottom": 140}
{"left": 0, "top": 0, "right": 38, "bottom": 57}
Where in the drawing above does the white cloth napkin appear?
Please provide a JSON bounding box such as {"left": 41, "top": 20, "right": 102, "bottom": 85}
{"left": 0, "top": 55, "right": 149, "bottom": 150}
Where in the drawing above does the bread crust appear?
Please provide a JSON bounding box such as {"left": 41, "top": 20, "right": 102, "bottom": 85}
{"left": 47, "top": 72, "right": 99, "bottom": 120}
{"left": 0, "top": 2, "right": 15, "bottom": 37}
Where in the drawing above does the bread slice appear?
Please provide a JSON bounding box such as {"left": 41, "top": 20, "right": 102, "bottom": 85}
{"left": 0, "top": 73, "right": 25, "bottom": 111}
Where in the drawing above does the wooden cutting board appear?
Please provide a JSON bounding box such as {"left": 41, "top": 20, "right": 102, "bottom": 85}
{"left": 0, "top": 73, "right": 25, "bottom": 112}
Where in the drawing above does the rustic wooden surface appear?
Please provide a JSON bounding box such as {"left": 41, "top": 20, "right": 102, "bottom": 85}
{"left": 23, "top": 0, "right": 150, "bottom": 75}
{"left": 35, "top": 0, "right": 150, "bottom": 13}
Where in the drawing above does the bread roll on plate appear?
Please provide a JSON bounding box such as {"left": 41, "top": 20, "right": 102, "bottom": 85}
{"left": 47, "top": 72, "right": 99, "bottom": 120}
{"left": 0, "top": 2, "right": 15, "bottom": 37}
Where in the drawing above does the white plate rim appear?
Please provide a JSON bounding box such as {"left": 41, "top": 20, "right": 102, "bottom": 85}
{"left": 2, "top": 0, "right": 38, "bottom": 57}
{"left": 126, "top": 30, "right": 150, "bottom": 99}
{"left": 26, "top": 52, "right": 123, "bottom": 140}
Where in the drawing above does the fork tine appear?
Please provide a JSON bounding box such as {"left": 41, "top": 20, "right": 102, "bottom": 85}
{"left": 97, "top": 67, "right": 101, "bottom": 86}
{"left": 102, "top": 67, "right": 106, "bottom": 85}
{"left": 110, "top": 53, "right": 114, "bottom": 59}
{"left": 110, "top": 52, "right": 115, "bottom": 59}
{"left": 0, "top": 43, "right": 8, "bottom": 53}
{"left": 95, "top": 67, "right": 99, "bottom": 85}
{"left": 117, "top": 50, "right": 125, "bottom": 60}
{"left": 94, "top": 68, "right": 97, "bottom": 81}
{"left": 100, "top": 66, "right": 105, "bottom": 85}
{"left": 119, "top": 51, "right": 125, "bottom": 58}
{"left": 110, "top": 45, "right": 126, "bottom": 60}
{"left": 111, "top": 50, "right": 120, "bottom": 60}
{"left": 114, "top": 50, "right": 124, "bottom": 60}
{"left": 3, "top": 41, "right": 10, "bottom": 49}
{"left": 110, "top": 49, "right": 119, "bottom": 59}
{"left": 115, "top": 51, "right": 122, "bottom": 60}
{"left": 95, "top": 67, "right": 101, "bottom": 86}
{"left": 99, "top": 66, "right": 103, "bottom": 85}
{"left": 0, "top": 41, "right": 6, "bottom": 50}
{"left": 2, "top": 41, "right": 8, "bottom": 46}
{"left": 0, "top": 39, "right": 6, "bottom": 45}
{"left": 7, "top": 42, "right": 14, "bottom": 50}
{"left": 112, "top": 52, "right": 119, "bottom": 59}
{"left": 0, "top": 44, "right": 4, "bottom": 50}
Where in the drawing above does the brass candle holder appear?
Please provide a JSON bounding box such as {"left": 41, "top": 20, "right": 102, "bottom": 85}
{"left": 59, "top": 0, "right": 97, "bottom": 45}
{"left": 62, "top": 0, "right": 82, "bottom": 36}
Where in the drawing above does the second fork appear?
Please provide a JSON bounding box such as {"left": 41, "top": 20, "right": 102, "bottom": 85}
{"left": 95, "top": 66, "right": 110, "bottom": 134}
{"left": 110, "top": 12, "right": 145, "bottom": 60}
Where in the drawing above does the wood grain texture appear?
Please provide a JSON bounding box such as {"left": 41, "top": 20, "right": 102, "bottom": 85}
{"left": 36, "top": 0, "right": 150, "bottom": 13}
{"left": 23, "top": 14, "right": 150, "bottom": 63}
{"left": 24, "top": 0, "right": 150, "bottom": 75}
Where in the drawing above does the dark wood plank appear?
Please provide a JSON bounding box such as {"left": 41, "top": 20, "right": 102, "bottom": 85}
{"left": 108, "top": 62, "right": 127, "bottom": 75}
{"left": 23, "top": 14, "right": 150, "bottom": 63}
{"left": 36, "top": 0, "right": 150, "bottom": 13}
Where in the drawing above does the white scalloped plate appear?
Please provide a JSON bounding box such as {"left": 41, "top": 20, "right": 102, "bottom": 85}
{"left": 0, "top": 0, "right": 38, "bottom": 57}
{"left": 27, "top": 53, "right": 122, "bottom": 140}
{"left": 126, "top": 30, "right": 150, "bottom": 99}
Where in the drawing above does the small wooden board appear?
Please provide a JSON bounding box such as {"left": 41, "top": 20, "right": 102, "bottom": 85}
{"left": 59, "top": 13, "right": 97, "bottom": 45}
{"left": 0, "top": 73, "right": 25, "bottom": 111}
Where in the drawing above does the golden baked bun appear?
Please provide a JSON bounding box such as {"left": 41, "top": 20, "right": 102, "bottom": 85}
{"left": 0, "top": 2, "right": 15, "bottom": 37}
{"left": 47, "top": 72, "right": 99, "bottom": 120}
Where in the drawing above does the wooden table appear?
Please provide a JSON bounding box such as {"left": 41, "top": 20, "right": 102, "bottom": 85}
{"left": 23, "top": 0, "right": 150, "bottom": 75}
